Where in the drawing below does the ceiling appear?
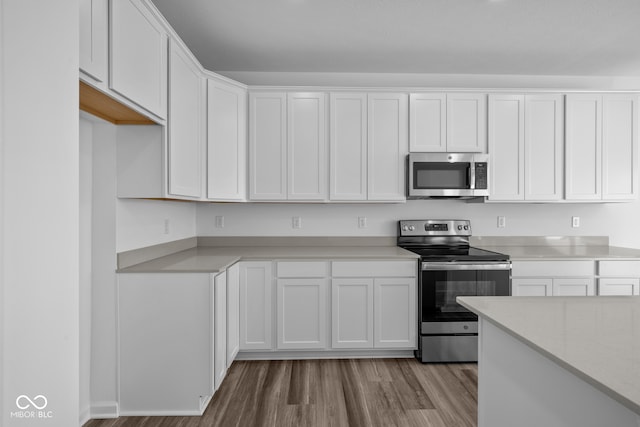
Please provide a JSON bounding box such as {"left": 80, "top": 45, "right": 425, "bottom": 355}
{"left": 150, "top": 0, "right": 640, "bottom": 77}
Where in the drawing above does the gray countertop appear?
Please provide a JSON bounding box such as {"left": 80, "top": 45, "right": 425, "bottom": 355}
{"left": 117, "top": 245, "right": 419, "bottom": 273}
{"left": 477, "top": 245, "right": 640, "bottom": 260}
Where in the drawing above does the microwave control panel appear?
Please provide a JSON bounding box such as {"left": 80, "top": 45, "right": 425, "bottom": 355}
{"left": 475, "top": 163, "right": 487, "bottom": 189}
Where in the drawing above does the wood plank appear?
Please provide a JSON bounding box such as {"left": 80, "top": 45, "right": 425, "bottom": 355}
{"left": 79, "top": 81, "right": 156, "bottom": 125}
{"left": 84, "top": 359, "right": 478, "bottom": 427}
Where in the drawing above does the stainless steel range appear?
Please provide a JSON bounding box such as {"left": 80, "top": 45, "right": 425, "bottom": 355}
{"left": 397, "top": 219, "right": 511, "bottom": 363}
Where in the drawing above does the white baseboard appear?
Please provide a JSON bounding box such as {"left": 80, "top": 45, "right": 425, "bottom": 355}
{"left": 79, "top": 406, "right": 91, "bottom": 426}
{"left": 90, "top": 401, "right": 119, "bottom": 420}
{"left": 236, "top": 349, "right": 415, "bottom": 360}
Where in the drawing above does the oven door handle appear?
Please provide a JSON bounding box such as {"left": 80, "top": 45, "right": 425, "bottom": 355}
{"left": 422, "top": 262, "right": 512, "bottom": 271}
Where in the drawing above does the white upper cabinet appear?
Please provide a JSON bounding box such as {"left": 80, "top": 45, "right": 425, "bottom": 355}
{"left": 602, "top": 94, "right": 638, "bottom": 200}
{"left": 80, "top": 0, "right": 108, "bottom": 83}
{"left": 488, "top": 94, "right": 525, "bottom": 201}
{"left": 565, "top": 94, "right": 602, "bottom": 200}
{"left": 167, "top": 40, "right": 204, "bottom": 199}
{"left": 410, "top": 93, "right": 486, "bottom": 153}
{"left": 524, "top": 95, "right": 564, "bottom": 201}
{"left": 207, "top": 78, "right": 247, "bottom": 201}
{"left": 566, "top": 94, "right": 638, "bottom": 201}
{"left": 110, "top": 0, "right": 168, "bottom": 119}
{"left": 330, "top": 93, "right": 368, "bottom": 201}
{"left": 368, "top": 93, "right": 408, "bottom": 201}
{"left": 488, "top": 94, "right": 563, "bottom": 202}
{"left": 249, "top": 92, "right": 288, "bottom": 200}
{"left": 409, "top": 93, "right": 446, "bottom": 152}
{"left": 249, "top": 92, "right": 328, "bottom": 201}
{"left": 287, "top": 92, "right": 328, "bottom": 200}
{"left": 446, "top": 93, "right": 487, "bottom": 152}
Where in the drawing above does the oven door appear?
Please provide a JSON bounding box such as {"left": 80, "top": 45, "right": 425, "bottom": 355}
{"left": 420, "top": 262, "right": 511, "bottom": 326}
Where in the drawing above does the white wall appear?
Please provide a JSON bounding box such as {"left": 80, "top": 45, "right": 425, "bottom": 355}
{"left": 116, "top": 199, "right": 197, "bottom": 252}
{"left": 79, "top": 120, "right": 93, "bottom": 424}
{"left": 2, "top": 1, "right": 79, "bottom": 426}
{"left": 197, "top": 199, "right": 640, "bottom": 248}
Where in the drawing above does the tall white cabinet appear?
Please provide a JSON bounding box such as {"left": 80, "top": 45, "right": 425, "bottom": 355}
{"left": 329, "top": 93, "right": 368, "bottom": 201}
{"left": 80, "top": 0, "right": 108, "bottom": 83}
{"left": 110, "top": 0, "right": 167, "bottom": 119}
{"left": 488, "top": 94, "right": 564, "bottom": 201}
{"left": 566, "top": 94, "right": 638, "bottom": 201}
{"left": 167, "top": 40, "right": 204, "bottom": 199}
{"left": 367, "top": 93, "right": 409, "bottom": 201}
{"left": 207, "top": 78, "right": 247, "bottom": 201}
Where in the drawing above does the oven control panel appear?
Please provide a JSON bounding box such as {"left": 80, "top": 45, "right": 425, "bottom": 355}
{"left": 399, "top": 220, "right": 471, "bottom": 236}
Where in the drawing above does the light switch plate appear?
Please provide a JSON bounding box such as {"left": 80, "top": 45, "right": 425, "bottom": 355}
{"left": 292, "top": 216, "right": 302, "bottom": 229}
{"left": 497, "top": 216, "right": 506, "bottom": 228}
{"left": 572, "top": 216, "right": 580, "bottom": 228}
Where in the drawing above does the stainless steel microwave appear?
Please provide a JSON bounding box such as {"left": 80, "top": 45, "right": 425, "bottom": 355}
{"left": 408, "top": 153, "right": 489, "bottom": 198}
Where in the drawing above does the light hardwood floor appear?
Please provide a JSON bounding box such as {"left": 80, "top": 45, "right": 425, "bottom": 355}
{"left": 85, "top": 358, "right": 477, "bottom": 427}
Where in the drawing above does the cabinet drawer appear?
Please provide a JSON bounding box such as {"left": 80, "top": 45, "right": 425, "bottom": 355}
{"left": 276, "top": 261, "right": 328, "bottom": 278}
{"left": 512, "top": 261, "right": 593, "bottom": 277}
{"left": 332, "top": 261, "right": 417, "bottom": 278}
{"left": 598, "top": 260, "right": 640, "bottom": 277}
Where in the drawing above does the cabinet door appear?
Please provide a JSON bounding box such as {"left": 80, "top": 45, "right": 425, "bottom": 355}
{"left": 287, "top": 92, "right": 327, "bottom": 200}
{"left": 80, "top": 0, "right": 108, "bottom": 83}
{"left": 168, "top": 40, "right": 204, "bottom": 198}
{"left": 488, "top": 94, "right": 525, "bottom": 201}
{"left": 598, "top": 278, "right": 639, "bottom": 296}
{"left": 525, "top": 94, "right": 564, "bottom": 201}
{"left": 565, "top": 94, "right": 602, "bottom": 200}
{"left": 207, "top": 79, "right": 247, "bottom": 201}
{"left": 249, "top": 92, "right": 287, "bottom": 200}
{"left": 409, "top": 93, "right": 446, "bottom": 152}
{"left": 226, "top": 264, "right": 240, "bottom": 366}
{"left": 446, "top": 93, "right": 487, "bottom": 152}
{"left": 276, "top": 278, "right": 328, "bottom": 350}
{"left": 330, "top": 93, "right": 367, "bottom": 201}
{"left": 110, "top": 0, "right": 167, "bottom": 119}
{"left": 374, "top": 278, "right": 416, "bottom": 348}
{"left": 367, "top": 93, "right": 408, "bottom": 201}
{"left": 213, "top": 272, "right": 227, "bottom": 390}
{"left": 553, "top": 278, "right": 595, "bottom": 296}
{"left": 332, "top": 278, "right": 374, "bottom": 349}
{"left": 512, "top": 278, "right": 553, "bottom": 296}
{"left": 602, "top": 94, "right": 638, "bottom": 201}
{"left": 239, "top": 262, "right": 273, "bottom": 350}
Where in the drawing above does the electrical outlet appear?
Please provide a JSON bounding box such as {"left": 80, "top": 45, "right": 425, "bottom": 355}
{"left": 164, "top": 218, "right": 170, "bottom": 234}
{"left": 215, "top": 216, "right": 225, "bottom": 228}
{"left": 497, "top": 216, "right": 506, "bottom": 228}
{"left": 292, "top": 216, "right": 302, "bottom": 229}
{"left": 572, "top": 216, "right": 580, "bottom": 228}
{"left": 358, "top": 217, "right": 367, "bottom": 228}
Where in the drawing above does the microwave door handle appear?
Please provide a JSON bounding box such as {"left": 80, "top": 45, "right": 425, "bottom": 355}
{"left": 469, "top": 163, "right": 475, "bottom": 189}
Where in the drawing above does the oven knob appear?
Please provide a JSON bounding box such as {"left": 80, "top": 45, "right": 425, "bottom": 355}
{"left": 464, "top": 225, "right": 469, "bottom": 230}
{"left": 457, "top": 225, "right": 463, "bottom": 230}
{"left": 409, "top": 225, "right": 415, "bottom": 231}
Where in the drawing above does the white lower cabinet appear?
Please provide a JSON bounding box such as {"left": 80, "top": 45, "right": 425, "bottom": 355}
{"left": 511, "top": 261, "right": 595, "bottom": 297}
{"left": 553, "top": 278, "right": 595, "bottom": 296}
{"left": 239, "top": 261, "right": 273, "bottom": 350}
{"left": 597, "top": 260, "right": 640, "bottom": 295}
{"left": 374, "top": 277, "right": 417, "bottom": 348}
{"left": 512, "top": 278, "right": 553, "bottom": 296}
{"left": 117, "top": 273, "right": 213, "bottom": 415}
{"left": 331, "top": 278, "right": 374, "bottom": 348}
{"left": 226, "top": 263, "right": 240, "bottom": 365}
{"left": 331, "top": 261, "right": 417, "bottom": 350}
{"left": 213, "top": 271, "right": 227, "bottom": 390}
{"left": 276, "top": 278, "right": 328, "bottom": 349}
